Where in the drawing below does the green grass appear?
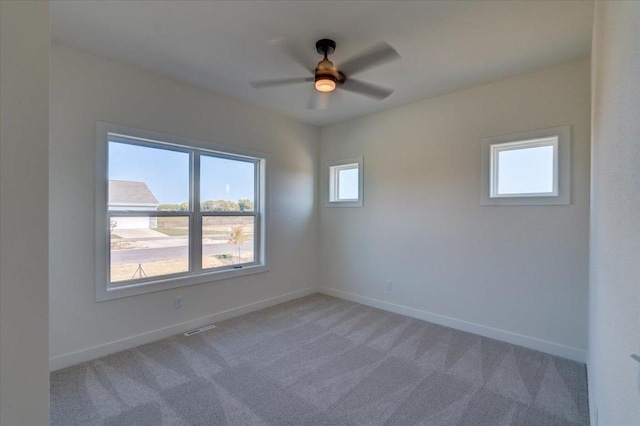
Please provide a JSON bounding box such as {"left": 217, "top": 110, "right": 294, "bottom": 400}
{"left": 203, "top": 230, "right": 229, "bottom": 236}
{"left": 214, "top": 254, "right": 234, "bottom": 260}
{"left": 156, "top": 228, "right": 189, "bottom": 236}
{"left": 157, "top": 217, "right": 188, "bottom": 226}
{"left": 156, "top": 228, "right": 233, "bottom": 237}
{"left": 110, "top": 233, "right": 122, "bottom": 239}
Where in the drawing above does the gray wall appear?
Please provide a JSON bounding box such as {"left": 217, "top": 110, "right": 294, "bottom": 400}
{"left": 0, "top": 1, "right": 51, "bottom": 424}
{"left": 319, "top": 58, "right": 591, "bottom": 360}
{"left": 49, "top": 45, "right": 319, "bottom": 367}
{"left": 589, "top": 1, "right": 640, "bottom": 423}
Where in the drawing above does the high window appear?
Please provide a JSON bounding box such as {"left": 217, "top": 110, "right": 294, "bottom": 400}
{"left": 326, "top": 157, "right": 364, "bottom": 207}
{"left": 96, "top": 123, "right": 267, "bottom": 301}
{"left": 481, "top": 126, "right": 570, "bottom": 206}
{"left": 490, "top": 137, "right": 558, "bottom": 198}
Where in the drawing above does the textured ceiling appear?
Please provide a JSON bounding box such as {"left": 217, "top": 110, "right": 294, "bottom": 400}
{"left": 51, "top": 1, "right": 594, "bottom": 126}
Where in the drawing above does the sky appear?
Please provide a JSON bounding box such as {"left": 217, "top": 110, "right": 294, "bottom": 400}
{"left": 338, "top": 168, "right": 359, "bottom": 200}
{"left": 497, "top": 145, "right": 554, "bottom": 194}
{"left": 109, "top": 142, "right": 254, "bottom": 204}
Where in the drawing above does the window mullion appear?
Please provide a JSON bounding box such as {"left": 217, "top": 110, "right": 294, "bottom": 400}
{"left": 200, "top": 211, "right": 257, "bottom": 217}
{"left": 192, "top": 151, "right": 202, "bottom": 273}
{"left": 254, "top": 160, "right": 260, "bottom": 265}
{"left": 109, "top": 210, "right": 190, "bottom": 217}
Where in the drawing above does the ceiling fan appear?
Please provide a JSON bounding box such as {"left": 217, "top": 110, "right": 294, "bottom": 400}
{"left": 250, "top": 39, "right": 400, "bottom": 109}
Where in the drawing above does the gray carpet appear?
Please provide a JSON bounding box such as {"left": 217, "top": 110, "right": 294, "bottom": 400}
{"left": 51, "top": 293, "right": 589, "bottom": 425}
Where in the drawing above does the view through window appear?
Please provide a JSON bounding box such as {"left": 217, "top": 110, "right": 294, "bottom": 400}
{"left": 336, "top": 166, "right": 359, "bottom": 200}
{"left": 490, "top": 137, "right": 558, "bottom": 198}
{"left": 108, "top": 137, "right": 260, "bottom": 287}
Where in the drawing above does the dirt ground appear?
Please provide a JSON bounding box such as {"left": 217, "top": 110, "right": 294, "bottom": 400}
{"left": 110, "top": 251, "right": 254, "bottom": 284}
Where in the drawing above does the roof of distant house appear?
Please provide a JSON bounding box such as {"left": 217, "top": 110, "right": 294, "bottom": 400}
{"left": 109, "top": 180, "right": 159, "bottom": 205}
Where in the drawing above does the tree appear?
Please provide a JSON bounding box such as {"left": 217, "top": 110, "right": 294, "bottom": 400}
{"left": 201, "top": 199, "right": 239, "bottom": 211}
{"left": 218, "top": 200, "right": 239, "bottom": 211}
{"left": 238, "top": 199, "right": 254, "bottom": 211}
{"left": 227, "top": 225, "right": 246, "bottom": 260}
{"left": 201, "top": 200, "right": 216, "bottom": 211}
{"left": 161, "top": 199, "right": 249, "bottom": 212}
{"left": 157, "top": 203, "right": 181, "bottom": 211}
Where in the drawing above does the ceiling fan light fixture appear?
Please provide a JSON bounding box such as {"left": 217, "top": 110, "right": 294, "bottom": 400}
{"left": 315, "top": 77, "right": 336, "bottom": 93}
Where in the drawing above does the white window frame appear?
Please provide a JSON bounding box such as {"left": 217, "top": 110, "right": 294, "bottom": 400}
{"left": 326, "top": 157, "right": 364, "bottom": 207}
{"left": 96, "top": 122, "right": 269, "bottom": 301}
{"left": 481, "top": 126, "right": 571, "bottom": 206}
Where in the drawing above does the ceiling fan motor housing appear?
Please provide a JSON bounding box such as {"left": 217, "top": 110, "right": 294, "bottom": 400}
{"left": 314, "top": 39, "right": 345, "bottom": 86}
{"left": 315, "top": 39, "right": 336, "bottom": 56}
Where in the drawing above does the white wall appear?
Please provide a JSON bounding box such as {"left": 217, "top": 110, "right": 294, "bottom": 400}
{"left": 49, "top": 45, "right": 319, "bottom": 368}
{"left": 0, "top": 1, "right": 51, "bottom": 424}
{"left": 319, "top": 58, "right": 591, "bottom": 361}
{"left": 589, "top": 1, "right": 640, "bottom": 423}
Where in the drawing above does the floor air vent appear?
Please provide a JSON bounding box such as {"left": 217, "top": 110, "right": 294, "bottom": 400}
{"left": 184, "top": 324, "right": 216, "bottom": 336}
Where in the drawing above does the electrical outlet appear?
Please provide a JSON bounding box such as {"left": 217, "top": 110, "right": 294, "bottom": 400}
{"left": 174, "top": 296, "right": 182, "bottom": 309}
{"left": 385, "top": 280, "right": 392, "bottom": 292}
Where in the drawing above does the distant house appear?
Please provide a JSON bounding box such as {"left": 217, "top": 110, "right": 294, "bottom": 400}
{"left": 109, "top": 180, "right": 159, "bottom": 230}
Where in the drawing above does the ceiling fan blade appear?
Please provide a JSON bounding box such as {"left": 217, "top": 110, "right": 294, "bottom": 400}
{"left": 250, "top": 77, "right": 313, "bottom": 89}
{"left": 340, "top": 78, "right": 394, "bottom": 100}
{"left": 282, "top": 43, "right": 317, "bottom": 73}
{"left": 307, "top": 89, "right": 330, "bottom": 110}
{"left": 267, "top": 38, "right": 316, "bottom": 73}
{"left": 339, "top": 42, "right": 400, "bottom": 76}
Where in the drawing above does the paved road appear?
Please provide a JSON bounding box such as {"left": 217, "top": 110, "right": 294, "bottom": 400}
{"left": 111, "top": 241, "right": 254, "bottom": 264}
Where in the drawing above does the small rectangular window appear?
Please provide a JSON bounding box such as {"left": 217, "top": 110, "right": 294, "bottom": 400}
{"left": 327, "top": 157, "right": 363, "bottom": 207}
{"left": 490, "top": 136, "right": 558, "bottom": 198}
{"left": 481, "top": 126, "right": 570, "bottom": 206}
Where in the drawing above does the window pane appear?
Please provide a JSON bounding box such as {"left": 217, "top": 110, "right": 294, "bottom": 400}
{"left": 497, "top": 145, "right": 554, "bottom": 195}
{"left": 202, "top": 216, "right": 254, "bottom": 269}
{"left": 110, "top": 216, "right": 189, "bottom": 285}
{"left": 338, "top": 167, "right": 359, "bottom": 200}
{"left": 109, "top": 141, "right": 190, "bottom": 212}
{"left": 200, "top": 156, "right": 255, "bottom": 212}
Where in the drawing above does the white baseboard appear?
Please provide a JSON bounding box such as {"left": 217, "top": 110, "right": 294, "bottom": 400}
{"left": 51, "top": 285, "right": 586, "bottom": 370}
{"left": 49, "top": 287, "right": 317, "bottom": 371}
{"left": 318, "top": 287, "right": 586, "bottom": 363}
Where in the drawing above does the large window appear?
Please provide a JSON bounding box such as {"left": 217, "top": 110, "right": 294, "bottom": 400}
{"left": 96, "top": 123, "right": 267, "bottom": 301}
{"left": 481, "top": 126, "right": 571, "bottom": 206}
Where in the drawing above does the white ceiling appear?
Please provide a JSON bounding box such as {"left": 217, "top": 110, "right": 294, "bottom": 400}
{"left": 51, "top": 1, "right": 594, "bottom": 126}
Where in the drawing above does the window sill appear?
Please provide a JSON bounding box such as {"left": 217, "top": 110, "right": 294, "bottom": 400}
{"left": 96, "top": 264, "right": 269, "bottom": 302}
{"left": 326, "top": 200, "right": 363, "bottom": 208}
{"left": 481, "top": 195, "right": 569, "bottom": 206}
